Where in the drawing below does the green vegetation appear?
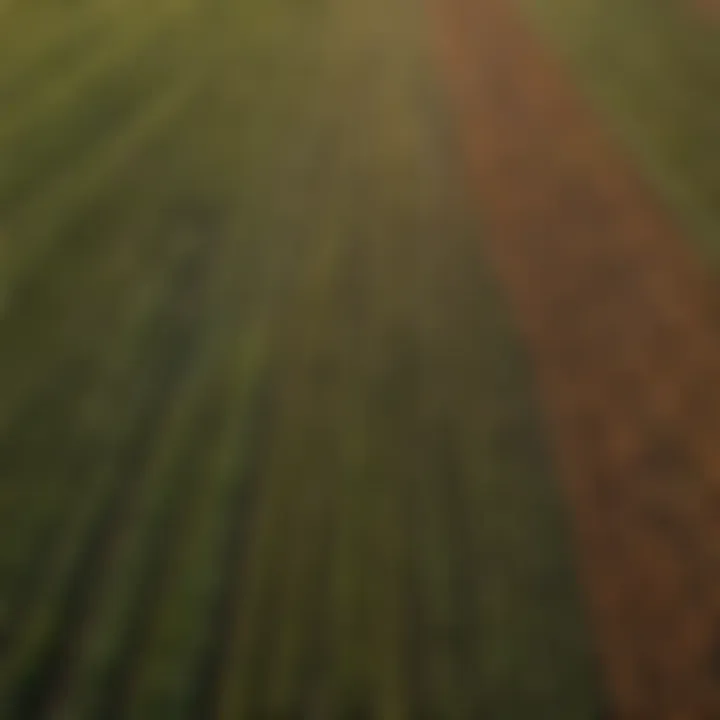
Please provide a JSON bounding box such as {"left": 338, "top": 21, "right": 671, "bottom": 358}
{"left": 0, "top": 0, "right": 601, "bottom": 716}
{"left": 519, "top": 0, "right": 720, "bottom": 260}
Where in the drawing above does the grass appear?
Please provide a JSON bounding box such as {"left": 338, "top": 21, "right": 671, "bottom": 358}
{"left": 0, "top": 0, "right": 602, "bottom": 716}
{"left": 517, "top": 0, "right": 720, "bottom": 261}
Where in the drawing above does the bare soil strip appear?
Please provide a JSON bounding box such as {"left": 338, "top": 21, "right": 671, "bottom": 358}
{"left": 433, "top": 0, "right": 720, "bottom": 716}
{"left": 693, "top": 0, "right": 720, "bottom": 19}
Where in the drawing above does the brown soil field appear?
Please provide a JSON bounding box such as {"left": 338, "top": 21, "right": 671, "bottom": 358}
{"left": 694, "top": 0, "right": 720, "bottom": 19}
{"left": 432, "top": 0, "right": 720, "bottom": 716}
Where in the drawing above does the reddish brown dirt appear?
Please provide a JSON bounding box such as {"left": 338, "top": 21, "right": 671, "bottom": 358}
{"left": 433, "top": 0, "right": 720, "bottom": 717}
{"left": 693, "top": 0, "right": 720, "bottom": 19}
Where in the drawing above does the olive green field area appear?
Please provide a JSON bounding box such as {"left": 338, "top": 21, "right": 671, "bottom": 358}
{"left": 0, "top": 0, "right": 639, "bottom": 716}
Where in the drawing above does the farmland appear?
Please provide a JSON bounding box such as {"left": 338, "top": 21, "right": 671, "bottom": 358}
{"left": 519, "top": 0, "right": 720, "bottom": 259}
{"left": 435, "top": 0, "right": 720, "bottom": 714}
{"left": 0, "top": 0, "right": 603, "bottom": 718}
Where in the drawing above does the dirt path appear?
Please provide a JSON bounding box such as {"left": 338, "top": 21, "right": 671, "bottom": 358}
{"left": 433, "top": 0, "right": 720, "bottom": 716}
{"left": 693, "top": 0, "right": 720, "bottom": 18}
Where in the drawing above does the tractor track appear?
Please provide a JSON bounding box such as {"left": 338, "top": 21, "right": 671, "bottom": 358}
{"left": 433, "top": 0, "right": 720, "bottom": 716}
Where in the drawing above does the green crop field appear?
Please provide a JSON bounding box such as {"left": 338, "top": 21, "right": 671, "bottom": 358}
{"left": 0, "top": 0, "right": 609, "bottom": 717}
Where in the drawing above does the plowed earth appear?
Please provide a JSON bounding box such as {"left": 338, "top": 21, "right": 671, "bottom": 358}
{"left": 694, "top": 0, "right": 720, "bottom": 19}
{"left": 433, "top": 0, "right": 720, "bottom": 717}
